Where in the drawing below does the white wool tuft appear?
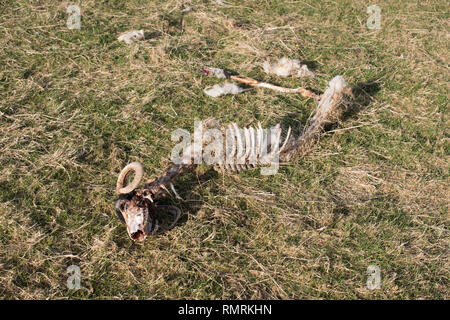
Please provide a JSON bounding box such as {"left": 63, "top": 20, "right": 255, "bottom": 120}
{"left": 207, "top": 67, "right": 228, "bottom": 79}
{"left": 297, "top": 64, "right": 315, "bottom": 78}
{"left": 263, "top": 57, "right": 314, "bottom": 78}
{"left": 314, "top": 75, "right": 348, "bottom": 116}
{"left": 118, "top": 30, "right": 145, "bottom": 44}
{"left": 328, "top": 75, "right": 347, "bottom": 93}
{"left": 204, "top": 82, "right": 250, "bottom": 97}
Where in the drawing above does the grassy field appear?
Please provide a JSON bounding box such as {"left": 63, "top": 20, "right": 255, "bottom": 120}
{"left": 0, "top": 0, "right": 448, "bottom": 299}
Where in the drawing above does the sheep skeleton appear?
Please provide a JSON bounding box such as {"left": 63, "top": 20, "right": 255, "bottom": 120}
{"left": 115, "top": 76, "right": 351, "bottom": 241}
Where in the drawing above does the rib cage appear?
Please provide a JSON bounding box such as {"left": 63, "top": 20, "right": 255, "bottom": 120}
{"left": 213, "top": 122, "right": 292, "bottom": 172}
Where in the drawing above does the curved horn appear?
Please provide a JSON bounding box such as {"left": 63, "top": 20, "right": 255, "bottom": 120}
{"left": 116, "top": 162, "right": 144, "bottom": 194}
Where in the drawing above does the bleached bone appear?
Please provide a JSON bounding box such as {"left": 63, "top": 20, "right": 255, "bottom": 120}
{"left": 208, "top": 122, "right": 291, "bottom": 173}
{"left": 280, "top": 75, "right": 351, "bottom": 162}
{"left": 116, "top": 162, "right": 144, "bottom": 195}
{"left": 213, "top": 0, "right": 230, "bottom": 6}
{"left": 201, "top": 66, "right": 318, "bottom": 100}
{"left": 118, "top": 30, "right": 145, "bottom": 44}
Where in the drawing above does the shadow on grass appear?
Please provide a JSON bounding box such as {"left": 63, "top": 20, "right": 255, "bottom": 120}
{"left": 343, "top": 79, "right": 381, "bottom": 120}
{"left": 150, "top": 167, "right": 220, "bottom": 235}
{"left": 278, "top": 78, "right": 381, "bottom": 223}
{"left": 279, "top": 78, "right": 381, "bottom": 135}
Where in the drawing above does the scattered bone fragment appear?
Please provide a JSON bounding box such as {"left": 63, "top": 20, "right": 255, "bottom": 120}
{"left": 263, "top": 57, "right": 314, "bottom": 78}
{"left": 204, "top": 82, "right": 251, "bottom": 97}
{"left": 181, "top": 6, "right": 193, "bottom": 13}
{"left": 213, "top": 0, "right": 230, "bottom": 6}
{"left": 179, "top": 6, "right": 195, "bottom": 32}
{"left": 117, "top": 30, "right": 145, "bottom": 44}
{"left": 201, "top": 67, "right": 232, "bottom": 79}
{"left": 229, "top": 75, "right": 317, "bottom": 99}
{"left": 201, "top": 66, "right": 318, "bottom": 99}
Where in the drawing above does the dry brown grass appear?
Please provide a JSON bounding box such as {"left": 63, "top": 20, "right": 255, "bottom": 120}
{"left": 0, "top": 0, "right": 448, "bottom": 299}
